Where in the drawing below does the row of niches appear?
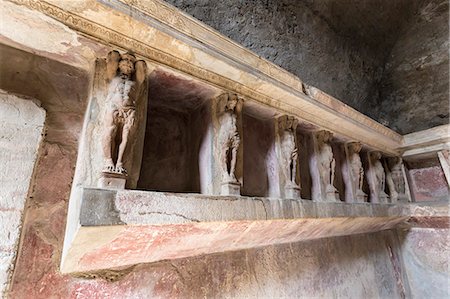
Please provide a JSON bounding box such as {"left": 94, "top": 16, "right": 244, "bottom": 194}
{"left": 90, "top": 51, "right": 410, "bottom": 203}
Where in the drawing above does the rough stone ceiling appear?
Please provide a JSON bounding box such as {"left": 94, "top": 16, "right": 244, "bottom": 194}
{"left": 165, "top": 0, "right": 432, "bottom": 129}
{"left": 302, "top": 0, "right": 422, "bottom": 58}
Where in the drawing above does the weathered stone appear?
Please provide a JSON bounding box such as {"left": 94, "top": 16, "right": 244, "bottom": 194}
{"left": 98, "top": 173, "right": 126, "bottom": 190}
{"left": 376, "top": 0, "right": 449, "bottom": 134}
{"left": 409, "top": 166, "right": 449, "bottom": 201}
{"left": 0, "top": 91, "right": 45, "bottom": 297}
{"left": 398, "top": 228, "right": 450, "bottom": 298}
{"left": 0, "top": 1, "right": 448, "bottom": 298}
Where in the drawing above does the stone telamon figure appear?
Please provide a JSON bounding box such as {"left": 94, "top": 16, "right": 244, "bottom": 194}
{"left": 370, "top": 151, "right": 386, "bottom": 202}
{"left": 102, "top": 50, "right": 147, "bottom": 175}
{"left": 317, "top": 130, "right": 335, "bottom": 189}
{"left": 386, "top": 157, "right": 405, "bottom": 202}
{"left": 348, "top": 142, "right": 364, "bottom": 191}
{"left": 279, "top": 116, "right": 299, "bottom": 187}
{"left": 217, "top": 93, "right": 242, "bottom": 183}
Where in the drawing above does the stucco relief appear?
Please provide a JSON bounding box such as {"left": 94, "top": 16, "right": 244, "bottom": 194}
{"left": 386, "top": 157, "right": 410, "bottom": 202}
{"left": 277, "top": 115, "right": 301, "bottom": 198}
{"left": 215, "top": 93, "right": 243, "bottom": 195}
{"left": 344, "top": 142, "right": 367, "bottom": 202}
{"left": 279, "top": 116, "right": 299, "bottom": 187}
{"left": 313, "top": 130, "right": 339, "bottom": 201}
{"left": 367, "top": 152, "right": 389, "bottom": 203}
{"left": 101, "top": 51, "right": 147, "bottom": 180}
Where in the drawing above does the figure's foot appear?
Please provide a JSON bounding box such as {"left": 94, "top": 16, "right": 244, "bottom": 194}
{"left": 285, "top": 180, "right": 298, "bottom": 188}
{"left": 103, "top": 159, "right": 115, "bottom": 173}
{"left": 223, "top": 172, "right": 238, "bottom": 183}
{"left": 115, "top": 163, "right": 127, "bottom": 175}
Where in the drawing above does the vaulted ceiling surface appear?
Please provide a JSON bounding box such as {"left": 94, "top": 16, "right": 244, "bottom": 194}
{"left": 166, "top": 0, "right": 447, "bottom": 134}
{"left": 302, "top": 0, "right": 423, "bottom": 58}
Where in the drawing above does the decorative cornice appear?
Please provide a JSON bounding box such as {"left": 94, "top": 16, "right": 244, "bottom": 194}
{"left": 6, "top": 0, "right": 403, "bottom": 153}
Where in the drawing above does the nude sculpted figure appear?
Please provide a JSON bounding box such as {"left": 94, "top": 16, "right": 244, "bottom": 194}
{"left": 317, "top": 131, "right": 336, "bottom": 190}
{"left": 217, "top": 93, "right": 242, "bottom": 183}
{"left": 348, "top": 142, "right": 364, "bottom": 191}
{"left": 386, "top": 157, "right": 405, "bottom": 202}
{"left": 369, "top": 152, "right": 387, "bottom": 202}
{"left": 279, "top": 116, "right": 299, "bottom": 187}
{"left": 102, "top": 51, "right": 146, "bottom": 175}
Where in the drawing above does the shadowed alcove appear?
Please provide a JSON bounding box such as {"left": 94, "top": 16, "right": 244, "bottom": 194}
{"left": 137, "top": 68, "right": 218, "bottom": 193}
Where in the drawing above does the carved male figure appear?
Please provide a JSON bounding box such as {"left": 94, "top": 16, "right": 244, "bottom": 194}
{"left": 217, "top": 93, "right": 242, "bottom": 183}
{"left": 369, "top": 152, "right": 387, "bottom": 202}
{"left": 279, "top": 116, "right": 299, "bottom": 187}
{"left": 386, "top": 157, "right": 405, "bottom": 202}
{"left": 348, "top": 142, "right": 364, "bottom": 191}
{"left": 102, "top": 50, "right": 147, "bottom": 175}
{"left": 316, "top": 130, "right": 336, "bottom": 189}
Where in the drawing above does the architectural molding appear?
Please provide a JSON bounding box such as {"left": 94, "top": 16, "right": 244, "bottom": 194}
{"left": 6, "top": 0, "right": 403, "bottom": 154}
{"left": 401, "top": 124, "right": 450, "bottom": 159}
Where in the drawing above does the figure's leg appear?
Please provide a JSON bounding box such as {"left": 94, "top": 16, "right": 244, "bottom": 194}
{"left": 330, "top": 158, "right": 336, "bottom": 185}
{"left": 292, "top": 152, "right": 298, "bottom": 184}
{"left": 229, "top": 136, "right": 240, "bottom": 181}
{"left": 116, "top": 110, "right": 135, "bottom": 174}
{"left": 102, "top": 111, "right": 117, "bottom": 172}
{"left": 359, "top": 167, "right": 364, "bottom": 190}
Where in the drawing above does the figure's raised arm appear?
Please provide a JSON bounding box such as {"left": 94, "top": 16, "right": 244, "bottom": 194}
{"left": 106, "top": 50, "right": 120, "bottom": 81}
{"left": 134, "top": 60, "right": 147, "bottom": 86}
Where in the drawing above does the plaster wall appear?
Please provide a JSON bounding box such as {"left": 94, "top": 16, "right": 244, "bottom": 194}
{"left": 408, "top": 165, "right": 449, "bottom": 201}
{"left": 0, "top": 2, "right": 446, "bottom": 298}
{"left": 242, "top": 113, "right": 277, "bottom": 197}
{"left": 137, "top": 103, "right": 211, "bottom": 193}
{"left": 398, "top": 228, "right": 450, "bottom": 299}
{"left": 138, "top": 106, "right": 192, "bottom": 192}
{"left": 0, "top": 48, "right": 413, "bottom": 299}
{"left": 0, "top": 92, "right": 45, "bottom": 297}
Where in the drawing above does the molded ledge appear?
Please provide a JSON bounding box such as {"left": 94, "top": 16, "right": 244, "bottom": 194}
{"left": 60, "top": 188, "right": 448, "bottom": 274}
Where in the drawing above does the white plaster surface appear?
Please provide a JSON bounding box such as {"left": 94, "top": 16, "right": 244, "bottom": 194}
{"left": 0, "top": 91, "right": 45, "bottom": 296}
{"left": 0, "top": 1, "right": 80, "bottom": 56}
{"left": 399, "top": 228, "right": 450, "bottom": 299}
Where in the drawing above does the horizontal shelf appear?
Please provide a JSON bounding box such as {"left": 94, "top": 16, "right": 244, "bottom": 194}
{"left": 61, "top": 188, "right": 448, "bottom": 274}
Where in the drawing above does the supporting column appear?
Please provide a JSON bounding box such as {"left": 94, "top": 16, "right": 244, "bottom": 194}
{"left": 275, "top": 115, "right": 301, "bottom": 199}
{"left": 98, "top": 51, "right": 148, "bottom": 189}
{"left": 343, "top": 142, "right": 367, "bottom": 203}
{"left": 366, "top": 151, "right": 389, "bottom": 203}
{"left": 205, "top": 92, "right": 244, "bottom": 196}
{"left": 385, "top": 157, "right": 412, "bottom": 203}
{"left": 75, "top": 50, "right": 149, "bottom": 190}
{"left": 311, "top": 130, "right": 339, "bottom": 202}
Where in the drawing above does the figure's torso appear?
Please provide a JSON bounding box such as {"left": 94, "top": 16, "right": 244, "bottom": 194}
{"left": 107, "top": 77, "right": 136, "bottom": 110}
{"left": 220, "top": 111, "right": 238, "bottom": 138}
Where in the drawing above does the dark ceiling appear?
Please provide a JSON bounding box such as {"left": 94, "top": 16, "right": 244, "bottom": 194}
{"left": 302, "top": 0, "right": 423, "bottom": 57}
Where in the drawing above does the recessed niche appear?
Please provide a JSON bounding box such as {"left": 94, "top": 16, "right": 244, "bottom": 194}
{"left": 242, "top": 103, "right": 278, "bottom": 197}
{"left": 331, "top": 143, "right": 345, "bottom": 201}
{"left": 137, "top": 69, "right": 217, "bottom": 193}
{"left": 296, "top": 129, "right": 313, "bottom": 200}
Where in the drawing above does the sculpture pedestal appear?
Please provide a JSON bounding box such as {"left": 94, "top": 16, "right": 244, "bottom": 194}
{"left": 98, "top": 172, "right": 126, "bottom": 189}
{"left": 380, "top": 191, "right": 389, "bottom": 204}
{"left": 326, "top": 184, "right": 340, "bottom": 202}
{"left": 285, "top": 185, "right": 301, "bottom": 199}
{"left": 221, "top": 181, "right": 241, "bottom": 196}
{"left": 356, "top": 189, "right": 368, "bottom": 203}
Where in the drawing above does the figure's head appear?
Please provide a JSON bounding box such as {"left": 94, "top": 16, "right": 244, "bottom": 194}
{"left": 317, "top": 130, "right": 332, "bottom": 143}
{"left": 227, "top": 94, "right": 238, "bottom": 110}
{"left": 286, "top": 117, "right": 294, "bottom": 129}
{"left": 119, "top": 52, "right": 136, "bottom": 77}
{"left": 348, "top": 142, "right": 362, "bottom": 153}
{"left": 372, "top": 151, "right": 382, "bottom": 160}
